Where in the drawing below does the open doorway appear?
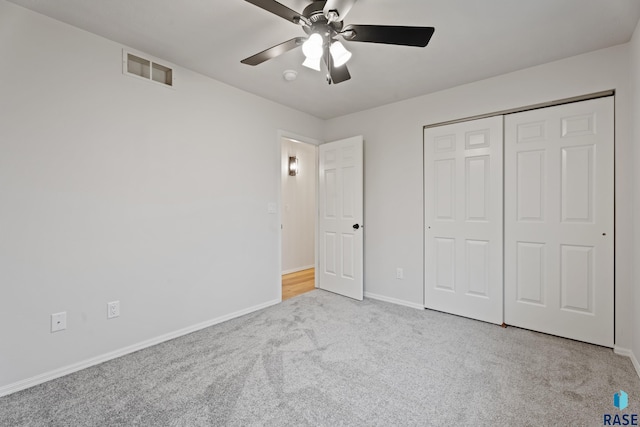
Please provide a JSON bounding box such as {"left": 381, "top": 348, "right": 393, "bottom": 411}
{"left": 280, "top": 137, "right": 318, "bottom": 300}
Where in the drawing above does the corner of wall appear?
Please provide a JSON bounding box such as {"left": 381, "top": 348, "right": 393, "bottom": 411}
{"left": 629, "top": 15, "right": 640, "bottom": 377}
{"left": 614, "top": 347, "right": 640, "bottom": 379}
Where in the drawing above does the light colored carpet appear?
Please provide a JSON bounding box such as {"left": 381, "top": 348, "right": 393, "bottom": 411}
{"left": 1, "top": 289, "right": 639, "bottom": 426}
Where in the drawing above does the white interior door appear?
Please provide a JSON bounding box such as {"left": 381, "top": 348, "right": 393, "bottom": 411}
{"left": 318, "top": 136, "right": 363, "bottom": 300}
{"left": 504, "top": 97, "right": 614, "bottom": 347}
{"left": 424, "top": 116, "right": 503, "bottom": 324}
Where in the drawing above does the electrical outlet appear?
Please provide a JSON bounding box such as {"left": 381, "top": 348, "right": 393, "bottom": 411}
{"left": 51, "top": 312, "right": 67, "bottom": 332}
{"left": 107, "top": 301, "right": 120, "bottom": 319}
{"left": 396, "top": 268, "right": 404, "bottom": 279}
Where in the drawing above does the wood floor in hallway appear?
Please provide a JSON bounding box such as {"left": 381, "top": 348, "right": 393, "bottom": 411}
{"left": 282, "top": 268, "right": 315, "bottom": 301}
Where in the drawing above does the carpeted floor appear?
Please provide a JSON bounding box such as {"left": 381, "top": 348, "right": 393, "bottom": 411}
{"left": 1, "top": 289, "right": 639, "bottom": 426}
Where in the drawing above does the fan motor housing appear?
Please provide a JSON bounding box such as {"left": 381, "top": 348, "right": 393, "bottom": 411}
{"left": 302, "top": 1, "right": 343, "bottom": 36}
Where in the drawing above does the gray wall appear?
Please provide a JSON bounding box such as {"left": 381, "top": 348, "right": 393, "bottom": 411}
{"left": 2, "top": 0, "right": 639, "bottom": 394}
{"left": 0, "top": 1, "right": 324, "bottom": 391}
{"left": 324, "top": 44, "right": 636, "bottom": 354}
{"left": 281, "top": 138, "right": 317, "bottom": 274}
{"left": 630, "top": 18, "right": 640, "bottom": 373}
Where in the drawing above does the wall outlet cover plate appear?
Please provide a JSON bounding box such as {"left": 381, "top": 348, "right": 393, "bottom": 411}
{"left": 51, "top": 312, "right": 67, "bottom": 332}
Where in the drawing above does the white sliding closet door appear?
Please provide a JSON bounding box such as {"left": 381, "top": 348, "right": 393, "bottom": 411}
{"left": 504, "top": 97, "right": 614, "bottom": 347}
{"left": 424, "top": 116, "right": 503, "bottom": 325}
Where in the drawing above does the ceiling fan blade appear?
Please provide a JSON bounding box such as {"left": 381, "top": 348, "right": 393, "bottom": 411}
{"left": 323, "top": 45, "right": 351, "bottom": 84}
{"left": 330, "top": 63, "right": 351, "bottom": 84}
{"left": 241, "top": 37, "right": 305, "bottom": 66}
{"left": 342, "top": 25, "right": 435, "bottom": 47}
{"left": 244, "top": 0, "right": 303, "bottom": 24}
{"left": 323, "top": 0, "right": 358, "bottom": 22}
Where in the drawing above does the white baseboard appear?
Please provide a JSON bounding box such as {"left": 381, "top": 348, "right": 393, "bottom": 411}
{"left": 364, "top": 292, "right": 424, "bottom": 310}
{"left": 614, "top": 346, "right": 640, "bottom": 379}
{"left": 0, "top": 298, "right": 280, "bottom": 398}
{"left": 282, "top": 265, "right": 314, "bottom": 275}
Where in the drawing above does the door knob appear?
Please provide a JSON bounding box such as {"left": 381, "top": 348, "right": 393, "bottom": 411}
{"left": 353, "top": 224, "right": 360, "bottom": 230}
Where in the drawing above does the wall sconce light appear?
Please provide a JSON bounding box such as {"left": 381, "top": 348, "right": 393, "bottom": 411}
{"left": 288, "top": 156, "right": 299, "bottom": 176}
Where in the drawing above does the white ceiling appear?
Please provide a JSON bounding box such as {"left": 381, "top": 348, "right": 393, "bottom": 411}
{"left": 9, "top": 0, "right": 640, "bottom": 119}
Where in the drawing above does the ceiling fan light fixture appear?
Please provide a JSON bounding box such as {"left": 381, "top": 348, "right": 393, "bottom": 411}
{"left": 302, "top": 33, "right": 324, "bottom": 59}
{"left": 241, "top": 0, "right": 435, "bottom": 85}
{"left": 302, "top": 56, "right": 322, "bottom": 71}
{"left": 330, "top": 40, "right": 352, "bottom": 67}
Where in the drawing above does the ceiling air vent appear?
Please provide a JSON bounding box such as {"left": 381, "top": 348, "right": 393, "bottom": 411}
{"left": 123, "top": 50, "right": 174, "bottom": 88}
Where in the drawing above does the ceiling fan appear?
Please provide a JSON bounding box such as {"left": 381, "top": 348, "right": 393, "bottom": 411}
{"left": 241, "top": 0, "right": 435, "bottom": 84}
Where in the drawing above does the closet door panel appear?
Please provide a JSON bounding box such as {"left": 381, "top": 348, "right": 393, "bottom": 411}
{"left": 504, "top": 97, "right": 614, "bottom": 347}
{"left": 424, "top": 116, "right": 503, "bottom": 325}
